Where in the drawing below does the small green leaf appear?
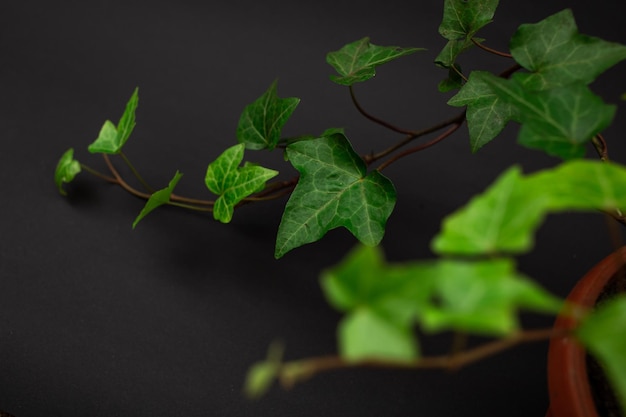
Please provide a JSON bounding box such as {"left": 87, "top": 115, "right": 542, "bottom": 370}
{"left": 339, "top": 308, "right": 418, "bottom": 362}
{"left": 577, "top": 296, "right": 626, "bottom": 415}
{"left": 436, "top": 0, "right": 499, "bottom": 67}
{"left": 88, "top": 88, "right": 139, "bottom": 154}
{"left": 244, "top": 342, "right": 284, "bottom": 399}
{"left": 205, "top": 144, "right": 279, "bottom": 223}
{"left": 326, "top": 37, "right": 423, "bottom": 86}
{"left": 432, "top": 166, "right": 548, "bottom": 256}
{"left": 485, "top": 75, "right": 616, "bottom": 159}
{"left": 421, "top": 259, "right": 562, "bottom": 335}
{"left": 236, "top": 80, "right": 300, "bottom": 150}
{"left": 438, "top": 64, "right": 465, "bottom": 93}
{"left": 510, "top": 9, "right": 626, "bottom": 91}
{"left": 275, "top": 133, "right": 396, "bottom": 258}
{"left": 54, "top": 148, "right": 81, "bottom": 196}
{"left": 448, "top": 71, "right": 516, "bottom": 151}
{"left": 132, "top": 171, "right": 183, "bottom": 229}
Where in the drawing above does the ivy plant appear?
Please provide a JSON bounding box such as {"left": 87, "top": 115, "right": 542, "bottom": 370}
{"left": 55, "top": 0, "right": 626, "bottom": 414}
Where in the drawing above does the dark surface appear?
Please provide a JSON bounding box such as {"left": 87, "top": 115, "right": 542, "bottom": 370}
{"left": 1, "top": 1, "right": 626, "bottom": 416}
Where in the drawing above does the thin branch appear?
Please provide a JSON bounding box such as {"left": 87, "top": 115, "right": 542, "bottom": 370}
{"left": 349, "top": 86, "right": 420, "bottom": 136}
{"left": 366, "top": 111, "right": 466, "bottom": 165}
{"left": 102, "top": 154, "right": 151, "bottom": 200}
{"left": 471, "top": 38, "right": 513, "bottom": 59}
{"left": 80, "top": 163, "right": 118, "bottom": 184}
{"left": 376, "top": 120, "right": 465, "bottom": 172}
{"left": 119, "top": 151, "right": 154, "bottom": 193}
{"left": 277, "top": 327, "right": 567, "bottom": 389}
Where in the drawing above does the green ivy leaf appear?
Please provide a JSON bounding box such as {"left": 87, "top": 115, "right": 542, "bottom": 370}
{"left": 54, "top": 148, "right": 81, "bottom": 196}
{"left": 435, "top": 0, "right": 499, "bottom": 67}
{"left": 88, "top": 87, "right": 139, "bottom": 154}
{"left": 275, "top": 133, "right": 396, "bottom": 258}
{"left": 577, "top": 296, "right": 626, "bottom": 415}
{"left": 321, "top": 245, "right": 436, "bottom": 325}
{"left": 205, "top": 143, "right": 279, "bottom": 223}
{"left": 524, "top": 160, "right": 626, "bottom": 212}
{"left": 339, "top": 308, "right": 418, "bottom": 362}
{"left": 448, "top": 71, "right": 516, "bottom": 151}
{"left": 510, "top": 9, "right": 626, "bottom": 91}
{"left": 438, "top": 64, "right": 465, "bottom": 93}
{"left": 485, "top": 75, "right": 616, "bottom": 159}
{"left": 243, "top": 342, "right": 284, "bottom": 400}
{"left": 421, "top": 259, "right": 562, "bottom": 335}
{"left": 236, "top": 80, "right": 300, "bottom": 150}
{"left": 326, "top": 37, "right": 423, "bottom": 86}
{"left": 432, "top": 166, "right": 548, "bottom": 256}
{"left": 132, "top": 171, "right": 183, "bottom": 229}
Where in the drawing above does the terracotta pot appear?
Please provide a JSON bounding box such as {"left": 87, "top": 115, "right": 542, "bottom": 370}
{"left": 546, "top": 246, "right": 626, "bottom": 417}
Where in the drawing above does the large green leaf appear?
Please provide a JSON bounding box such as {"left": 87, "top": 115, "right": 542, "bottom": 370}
{"left": 275, "top": 133, "right": 396, "bottom": 258}
{"left": 132, "top": 171, "right": 183, "bottom": 229}
{"left": 236, "top": 81, "right": 300, "bottom": 150}
{"left": 339, "top": 308, "right": 418, "bottom": 362}
{"left": 205, "top": 144, "right": 278, "bottom": 223}
{"left": 88, "top": 88, "right": 139, "bottom": 154}
{"left": 326, "top": 37, "right": 422, "bottom": 86}
{"left": 435, "top": 0, "right": 499, "bottom": 67}
{"left": 54, "top": 148, "right": 81, "bottom": 196}
{"left": 577, "top": 296, "right": 626, "bottom": 415}
{"left": 524, "top": 160, "right": 626, "bottom": 212}
{"left": 432, "top": 166, "right": 548, "bottom": 256}
{"left": 420, "top": 259, "right": 562, "bottom": 335}
{"left": 448, "top": 71, "right": 516, "bottom": 151}
{"left": 510, "top": 9, "right": 626, "bottom": 91}
{"left": 485, "top": 75, "right": 616, "bottom": 159}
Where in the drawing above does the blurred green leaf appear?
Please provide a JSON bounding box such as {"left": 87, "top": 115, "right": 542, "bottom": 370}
{"left": 421, "top": 259, "right": 562, "bottom": 335}
{"left": 237, "top": 80, "right": 300, "bottom": 150}
{"left": 205, "top": 144, "right": 278, "bottom": 223}
{"left": 275, "top": 133, "right": 396, "bottom": 258}
{"left": 485, "top": 75, "right": 616, "bottom": 159}
{"left": 327, "top": 37, "right": 423, "bottom": 86}
{"left": 577, "top": 296, "right": 626, "bottom": 416}
{"left": 88, "top": 88, "right": 139, "bottom": 154}
{"left": 432, "top": 166, "right": 548, "bottom": 256}
{"left": 54, "top": 148, "right": 81, "bottom": 196}
{"left": 510, "top": 9, "right": 626, "bottom": 91}
{"left": 448, "top": 71, "right": 516, "bottom": 151}
{"left": 132, "top": 171, "right": 183, "bottom": 229}
{"left": 339, "top": 308, "right": 418, "bottom": 362}
{"left": 435, "top": 0, "right": 499, "bottom": 67}
{"left": 243, "top": 342, "right": 284, "bottom": 399}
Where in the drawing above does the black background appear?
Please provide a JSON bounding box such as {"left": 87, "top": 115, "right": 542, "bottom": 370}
{"left": 1, "top": 1, "right": 626, "bottom": 416}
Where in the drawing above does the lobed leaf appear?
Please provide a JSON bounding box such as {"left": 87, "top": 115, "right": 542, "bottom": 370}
{"left": 576, "top": 296, "right": 626, "bottom": 416}
{"left": 275, "top": 133, "right": 396, "bottom": 258}
{"left": 326, "top": 37, "right": 423, "bottom": 86}
{"left": 510, "top": 9, "right": 626, "bottom": 91}
{"left": 132, "top": 171, "right": 183, "bottom": 229}
{"left": 236, "top": 80, "right": 300, "bottom": 150}
{"left": 54, "top": 148, "right": 81, "bottom": 196}
{"left": 88, "top": 88, "right": 139, "bottom": 154}
{"left": 448, "top": 71, "right": 516, "bottom": 151}
{"left": 432, "top": 166, "right": 548, "bottom": 256}
{"left": 485, "top": 75, "right": 616, "bottom": 159}
{"left": 435, "top": 0, "right": 499, "bottom": 67}
{"left": 205, "top": 144, "right": 278, "bottom": 223}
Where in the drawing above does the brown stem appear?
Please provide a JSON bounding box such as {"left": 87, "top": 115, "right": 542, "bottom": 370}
{"left": 366, "top": 111, "right": 466, "bottom": 165}
{"left": 376, "top": 120, "right": 465, "bottom": 172}
{"left": 471, "top": 38, "right": 513, "bottom": 59}
{"left": 350, "top": 85, "right": 420, "bottom": 136}
{"left": 278, "top": 327, "right": 567, "bottom": 389}
{"left": 102, "top": 154, "right": 151, "bottom": 200}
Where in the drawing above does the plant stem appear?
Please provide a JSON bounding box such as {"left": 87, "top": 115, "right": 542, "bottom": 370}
{"left": 102, "top": 154, "right": 151, "bottom": 200}
{"left": 376, "top": 119, "right": 465, "bottom": 172}
{"left": 349, "top": 85, "right": 420, "bottom": 136}
{"left": 79, "top": 163, "right": 118, "bottom": 183}
{"left": 277, "top": 327, "right": 567, "bottom": 389}
{"left": 119, "top": 151, "right": 154, "bottom": 193}
{"left": 471, "top": 38, "right": 513, "bottom": 59}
